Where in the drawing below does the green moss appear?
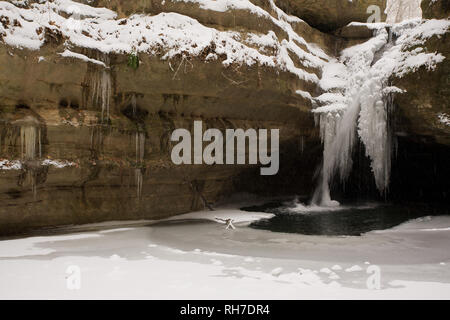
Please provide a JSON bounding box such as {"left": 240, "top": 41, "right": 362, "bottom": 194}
{"left": 127, "top": 53, "right": 140, "bottom": 70}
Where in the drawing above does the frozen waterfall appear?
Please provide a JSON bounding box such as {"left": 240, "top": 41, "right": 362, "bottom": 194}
{"left": 309, "top": 0, "right": 440, "bottom": 206}
{"left": 385, "top": 0, "right": 422, "bottom": 23}
{"left": 312, "top": 28, "right": 395, "bottom": 206}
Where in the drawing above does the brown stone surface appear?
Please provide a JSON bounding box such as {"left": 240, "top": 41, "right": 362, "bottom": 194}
{"left": 0, "top": 0, "right": 448, "bottom": 236}
{"left": 421, "top": 0, "right": 450, "bottom": 20}
{"left": 0, "top": 36, "right": 321, "bottom": 235}
{"left": 392, "top": 31, "right": 450, "bottom": 146}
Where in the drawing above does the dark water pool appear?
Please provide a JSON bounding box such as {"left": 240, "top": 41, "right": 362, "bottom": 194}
{"left": 242, "top": 199, "right": 449, "bottom": 236}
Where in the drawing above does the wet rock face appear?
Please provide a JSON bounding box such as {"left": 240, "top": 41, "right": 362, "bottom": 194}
{"left": 0, "top": 0, "right": 338, "bottom": 235}
{"left": 392, "top": 31, "right": 450, "bottom": 146}
{"left": 274, "top": 0, "right": 387, "bottom": 32}
{"left": 0, "top": 0, "right": 448, "bottom": 235}
{"left": 421, "top": 0, "right": 450, "bottom": 19}
{"left": 383, "top": 27, "right": 450, "bottom": 205}
{"left": 0, "top": 37, "right": 321, "bottom": 235}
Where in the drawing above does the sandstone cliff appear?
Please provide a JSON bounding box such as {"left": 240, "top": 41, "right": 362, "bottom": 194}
{"left": 0, "top": 0, "right": 448, "bottom": 235}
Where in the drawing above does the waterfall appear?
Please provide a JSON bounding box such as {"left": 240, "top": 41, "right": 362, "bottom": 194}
{"left": 311, "top": 0, "right": 440, "bottom": 206}
{"left": 385, "top": 0, "right": 422, "bottom": 23}
{"left": 312, "top": 102, "right": 361, "bottom": 207}
{"left": 312, "top": 28, "right": 396, "bottom": 206}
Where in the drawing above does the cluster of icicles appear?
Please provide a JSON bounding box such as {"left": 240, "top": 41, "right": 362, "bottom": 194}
{"left": 20, "top": 124, "right": 42, "bottom": 161}
{"left": 18, "top": 117, "right": 42, "bottom": 198}
{"left": 91, "top": 53, "right": 112, "bottom": 123}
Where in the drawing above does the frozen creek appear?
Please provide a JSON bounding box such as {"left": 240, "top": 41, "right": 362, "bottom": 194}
{"left": 0, "top": 204, "right": 449, "bottom": 299}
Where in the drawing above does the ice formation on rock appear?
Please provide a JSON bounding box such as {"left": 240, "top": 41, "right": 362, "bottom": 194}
{"left": 312, "top": 16, "right": 449, "bottom": 206}
{"left": 135, "top": 131, "right": 145, "bottom": 199}
{"left": 90, "top": 53, "right": 111, "bottom": 122}
{"left": 386, "top": 0, "right": 422, "bottom": 23}
{"left": 20, "top": 125, "right": 41, "bottom": 160}
{"left": 13, "top": 116, "right": 42, "bottom": 161}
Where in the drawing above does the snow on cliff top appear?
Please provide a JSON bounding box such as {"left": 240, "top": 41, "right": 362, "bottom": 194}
{"left": 1, "top": 0, "right": 447, "bottom": 100}
{"left": 0, "top": 0, "right": 328, "bottom": 82}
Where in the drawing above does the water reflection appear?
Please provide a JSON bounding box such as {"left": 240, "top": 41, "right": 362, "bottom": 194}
{"left": 245, "top": 199, "right": 449, "bottom": 236}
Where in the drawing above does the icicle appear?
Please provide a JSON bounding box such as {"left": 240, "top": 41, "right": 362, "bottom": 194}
{"left": 91, "top": 53, "right": 112, "bottom": 123}
{"left": 15, "top": 119, "right": 42, "bottom": 198}
{"left": 100, "top": 70, "right": 111, "bottom": 122}
{"left": 20, "top": 125, "right": 39, "bottom": 160}
{"left": 135, "top": 132, "right": 138, "bottom": 164}
{"left": 312, "top": 105, "right": 359, "bottom": 207}
{"left": 134, "top": 130, "right": 145, "bottom": 200}
{"left": 135, "top": 168, "right": 143, "bottom": 199}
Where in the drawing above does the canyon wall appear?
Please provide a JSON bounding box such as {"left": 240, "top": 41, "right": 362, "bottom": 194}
{"left": 0, "top": 0, "right": 448, "bottom": 235}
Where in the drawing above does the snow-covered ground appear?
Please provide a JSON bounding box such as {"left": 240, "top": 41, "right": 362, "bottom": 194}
{"left": 0, "top": 206, "right": 449, "bottom": 299}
